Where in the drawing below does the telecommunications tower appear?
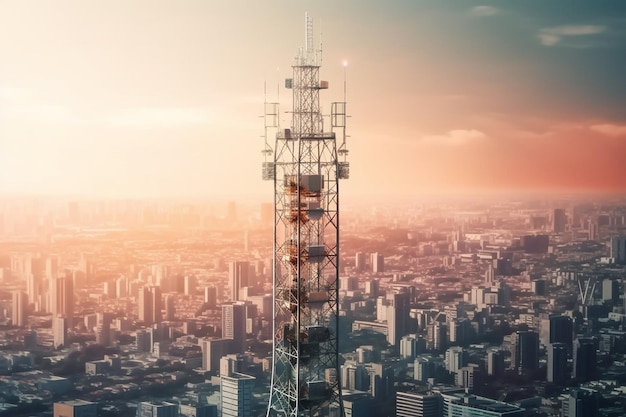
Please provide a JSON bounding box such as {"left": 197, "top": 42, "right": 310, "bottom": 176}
{"left": 262, "top": 13, "right": 349, "bottom": 417}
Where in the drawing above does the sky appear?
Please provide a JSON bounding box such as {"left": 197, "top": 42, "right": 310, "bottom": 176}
{"left": 1, "top": 0, "right": 625, "bottom": 199}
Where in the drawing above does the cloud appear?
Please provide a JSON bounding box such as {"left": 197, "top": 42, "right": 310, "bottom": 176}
{"left": 106, "top": 107, "right": 214, "bottom": 129}
{"left": 589, "top": 123, "right": 626, "bottom": 137}
{"left": 420, "top": 129, "right": 487, "bottom": 146}
{"left": 538, "top": 25, "right": 606, "bottom": 46}
{"left": 470, "top": 6, "right": 499, "bottom": 17}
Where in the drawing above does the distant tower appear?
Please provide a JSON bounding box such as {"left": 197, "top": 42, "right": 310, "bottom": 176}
{"left": 229, "top": 261, "right": 250, "bottom": 302}
{"left": 552, "top": 208, "right": 566, "bottom": 233}
{"left": 50, "top": 275, "right": 74, "bottom": 319}
{"left": 610, "top": 235, "right": 626, "bottom": 264}
{"left": 354, "top": 252, "right": 367, "bottom": 272}
{"left": 263, "top": 13, "right": 349, "bottom": 417}
{"left": 138, "top": 286, "right": 162, "bottom": 325}
{"left": 12, "top": 290, "right": 28, "bottom": 327}
{"left": 371, "top": 253, "right": 384, "bottom": 274}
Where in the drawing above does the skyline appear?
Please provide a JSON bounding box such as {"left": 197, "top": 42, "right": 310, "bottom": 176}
{"left": 1, "top": 0, "right": 626, "bottom": 199}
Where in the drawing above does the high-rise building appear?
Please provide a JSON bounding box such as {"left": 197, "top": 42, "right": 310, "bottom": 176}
{"left": 365, "top": 279, "right": 379, "bottom": 297}
{"left": 12, "top": 290, "right": 27, "bottom": 327}
{"left": 511, "top": 331, "right": 539, "bottom": 375}
{"left": 164, "top": 294, "right": 175, "bottom": 321}
{"left": 414, "top": 357, "right": 433, "bottom": 382}
{"left": 371, "top": 253, "right": 384, "bottom": 274}
{"left": 222, "top": 302, "right": 247, "bottom": 353}
{"left": 184, "top": 275, "right": 196, "bottom": 296}
{"left": 204, "top": 286, "right": 217, "bottom": 308}
{"left": 484, "top": 264, "right": 495, "bottom": 285}
{"left": 601, "top": 279, "right": 619, "bottom": 304}
{"left": 53, "top": 316, "right": 68, "bottom": 349}
{"left": 138, "top": 286, "right": 162, "bottom": 325}
{"left": 427, "top": 322, "right": 447, "bottom": 351}
{"left": 135, "top": 329, "right": 152, "bottom": 353}
{"left": 53, "top": 400, "right": 98, "bottom": 417}
{"left": 355, "top": 252, "right": 367, "bottom": 272}
{"left": 573, "top": 338, "right": 596, "bottom": 381}
{"left": 116, "top": 276, "right": 128, "bottom": 298}
{"left": 229, "top": 261, "right": 249, "bottom": 302}
{"left": 566, "top": 389, "right": 600, "bottom": 417}
{"left": 396, "top": 392, "right": 442, "bottom": 417}
{"left": 387, "top": 292, "right": 410, "bottom": 347}
{"left": 95, "top": 318, "right": 111, "bottom": 347}
{"left": 487, "top": 350, "right": 505, "bottom": 377}
{"left": 136, "top": 401, "right": 178, "bottom": 417}
{"left": 445, "top": 346, "right": 468, "bottom": 374}
{"left": 553, "top": 208, "right": 567, "bottom": 233}
{"left": 547, "top": 342, "right": 568, "bottom": 385}
{"left": 449, "top": 318, "right": 471, "bottom": 347}
{"left": 26, "top": 271, "right": 41, "bottom": 306}
{"left": 50, "top": 275, "right": 74, "bottom": 319}
{"left": 199, "top": 338, "right": 233, "bottom": 372}
{"left": 455, "top": 365, "right": 477, "bottom": 389}
{"left": 540, "top": 315, "right": 573, "bottom": 351}
{"left": 610, "top": 235, "right": 626, "bottom": 264}
{"left": 220, "top": 372, "right": 256, "bottom": 417}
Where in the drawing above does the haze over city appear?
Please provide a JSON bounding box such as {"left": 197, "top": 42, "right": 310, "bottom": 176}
{"left": 1, "top": 0, "right": 625, "bottom": 199}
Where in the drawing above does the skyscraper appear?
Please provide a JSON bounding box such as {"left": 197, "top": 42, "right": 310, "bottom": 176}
{"left": 50, "top": 275, "right": 74, "bottom": 319}
{"left": 222, "top": 302, "right": 247, "bottom": 353}
{"left": 511, "top": 331, "right": 539, "bottom": 375}
{"left": 601, "top": 278, "right": 619, "bottom": 304}
{"left": 165, "top": 294, "right": 175, "bottom": 321}
{"left": 547, "top": 342, "right": 568, "bottom": 384}
{"left": 445, "top": 346, "right": 468, "bottom": 374}
{"left": 204, "top": 286, "right": 217, "bottom": 308}
{"left": 53, "top": 316, "right": 68, "bottom": 349}
{"left": 540, "top": 315, "right": 573, "bottom": 351}
{"left": 552, "top": 208, "right": 566, "bottom": 233}
{"left": 610, "top": 235, "right": 626, "bottom": 264}
{"left": 12, "top": 290, "right": 27, "bottom": 327}
{"left": 138, "top": 286, "right": 162, "bottom": 325}
{"left": 487, "top": 350, "right": 505, "bottom": 377}
{"left": 573, "top": 338, "right": 597, "bottom": 381}
{"left": 387, "top": 292, "right": 411, "bottom": 347}
{"left": 354, "top": 252, "right": 367, "bottom": 272}
{"left": 371, "top": 253, "right": 384, "bottom": 274}
{"left": 229, "top": 261, "right": 249, "bottom": 302}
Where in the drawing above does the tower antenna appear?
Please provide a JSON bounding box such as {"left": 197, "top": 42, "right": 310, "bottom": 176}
{"left": 264, "top": 13, "right": 349, "bottom": 417}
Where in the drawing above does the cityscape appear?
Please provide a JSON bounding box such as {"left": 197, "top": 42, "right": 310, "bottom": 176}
{"left": 2, "top": 2, "right": 626, "bottom": 417}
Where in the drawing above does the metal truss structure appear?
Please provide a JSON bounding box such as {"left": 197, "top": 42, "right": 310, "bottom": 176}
{"left": 262, "top": 13, "right": 349, "bottom": 417}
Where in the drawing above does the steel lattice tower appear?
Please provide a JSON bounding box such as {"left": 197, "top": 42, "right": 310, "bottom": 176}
{"left": 262, "top": 13, "right": 349, "bottom": 417}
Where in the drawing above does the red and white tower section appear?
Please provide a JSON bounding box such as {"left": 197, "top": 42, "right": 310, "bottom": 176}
{"left": 262, "top": 13, "right": 349, "bottom": 417}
